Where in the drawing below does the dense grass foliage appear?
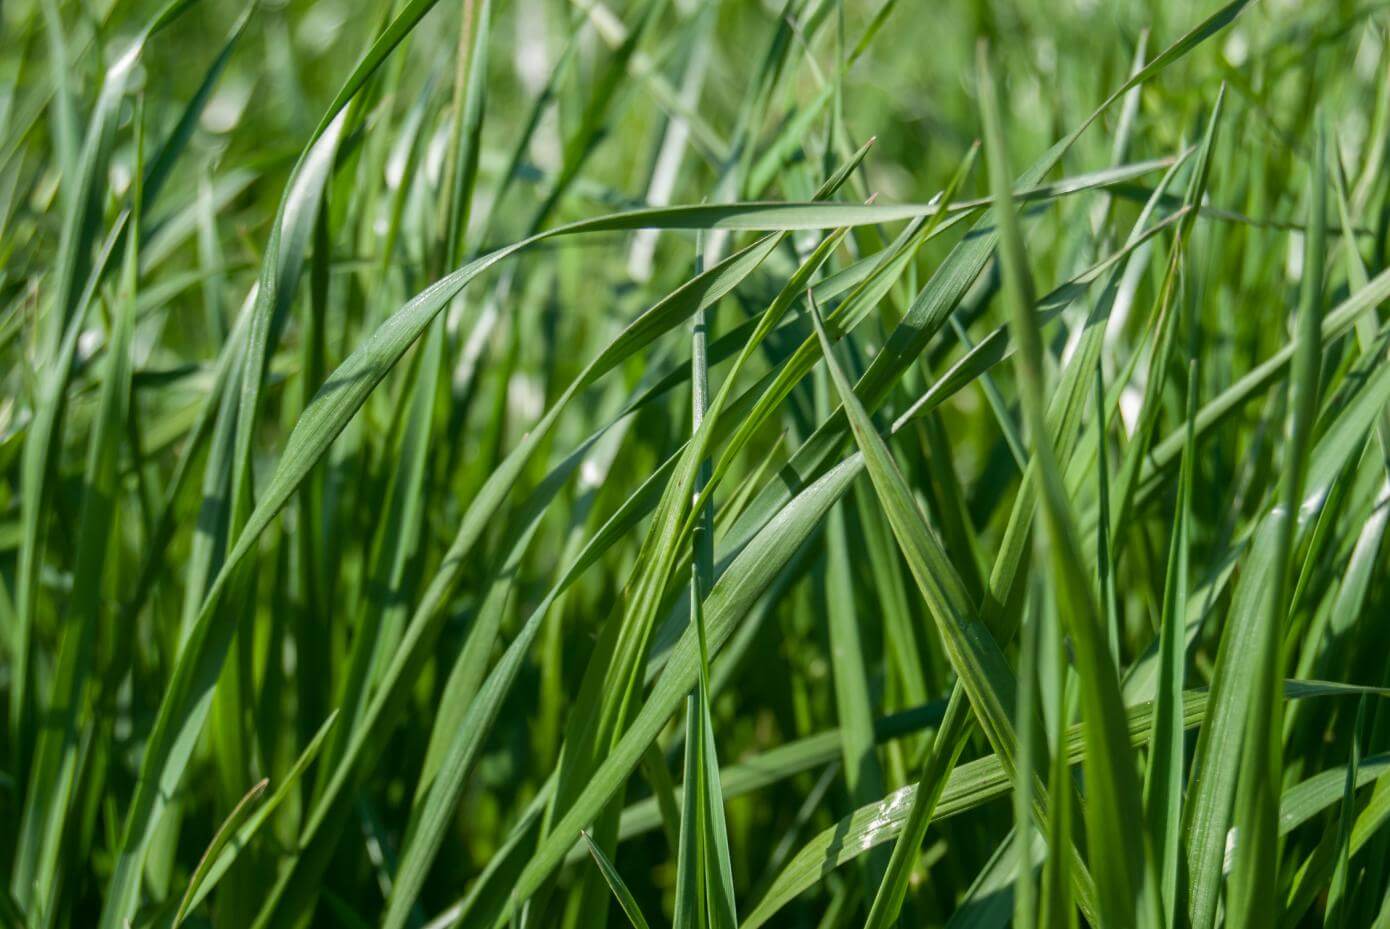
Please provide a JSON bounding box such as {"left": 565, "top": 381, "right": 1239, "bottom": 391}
{"left": 6, "top": 0, "right": 1390, "bottom": 926}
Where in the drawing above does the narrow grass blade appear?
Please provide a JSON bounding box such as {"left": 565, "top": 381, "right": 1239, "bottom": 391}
{"left": 581, "top": 832, "right": 654, "bottom": 929}
{"left": 978, "top": 42, "right": 1154, "bottom": 928}
{"left": 1226, "top": 115, "right": 1328, "bottom": 929}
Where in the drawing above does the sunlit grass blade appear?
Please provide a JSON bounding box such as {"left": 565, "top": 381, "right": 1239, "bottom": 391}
{"left": 1226, "top": 114, "right": 1328, "bottom": 929}
{"left": 1142, "top": 354, "right": 1197, "bottom": 926}
{"left": 804, "top": 293, "right": 1106, "bottom": 918}
{"left": 978, "top": 41, "right": 1154, "bottom": 928}
{"left": 374, "top": 162, "right": 864, "bottom": 929}
{"left": 581, "top": 831, "right": 654, "bottom": 929}
{"left": 11, "top": 0, "right": 196, "bottom": 780}
{"left": 11, "top": 99, "right": 145, "bottom": 929}
{"left": 820, "top": 384, "right": 889, "bottom": 895}
{"left": 743, "top": 682, "right": 1385, "bottom": 927}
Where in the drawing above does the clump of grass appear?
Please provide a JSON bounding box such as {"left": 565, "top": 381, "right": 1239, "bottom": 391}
{"left": 4, "top": 0, "right": 1390, "bottom": 927}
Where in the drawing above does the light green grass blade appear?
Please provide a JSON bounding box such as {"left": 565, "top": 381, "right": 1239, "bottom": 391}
{"left": 821, "top": 396, "right": 889, "bottom": 896}
{"left": 374, "top": 183, "right": 858, "bottom": 929}
{"left": 1326, "top": 696, "right": 1367, "bottom": 928}
{"left": 689, "top": 241, "right": 738, "bottom": 929}
{"left": 438, "top": 0, "right": 491, "bottom": 271}
{"left": 1226, "top": 115, "right": 1328, "bottom": 929}
{"left": 581, "top": 832, "right": 654, "bottom": 929}
{"left": 1012, "top": 581, "right": 1042, "bottom": 929}
{"left": 1039, "top": 600, "right": 1076, "bottom": 929}
{"left": 978, "top": 42, "right": 1154, "bottom": 929}
{"left": 804, "top": 294, "right": 1091, "bottom": 916}
{"left": 12, "top": 0, "right": 196, "bottom": 779}
{"left": 1142, "top": 352, "right": 1196, "bottom": 926}
{"left": 743, "top": 682, "right": 1387, "bottom": 927}
{"left": 12, "top": 102, "right": 145, "bottom": 929}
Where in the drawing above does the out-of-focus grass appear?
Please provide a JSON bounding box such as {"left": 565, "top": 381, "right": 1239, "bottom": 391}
{"left": 3, "top": 1, "right": 1390, "bottom": 927}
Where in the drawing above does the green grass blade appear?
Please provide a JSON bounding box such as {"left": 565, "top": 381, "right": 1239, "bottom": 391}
{"left": 978, "top": 42, "right": 1154, "bottom": 928}
{"left": 581, "top": 832, "right": 654, "bottom": 929}
{"left": 744, "top": 682, "right": 1384, "bottom": 927}
{"left": 175, "top": 710, "right": 338, "bottom": 923}
{"left": 11, "top": 2, "right": 180, "bottom": 776}
{"left": 12, "top": 105, "right": 144, "bottom": 928}
{"left": 1226, "top": 114, "right": 1328, "bottom": 929}
{"left": 1142, "top": 354, "right": 1196, "bottom": 925}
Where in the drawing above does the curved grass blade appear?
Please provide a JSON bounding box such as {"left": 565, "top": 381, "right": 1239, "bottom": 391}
{"left": 169, "top": 780, "right": 269, "bottom": 929}
{"left": 12, "top": 0, "right": 197, "bottom": 774}
{"left": 497, "top": 73, "right": 1225, "bottom": 923}
{"left": 806, "top": 289, "right": 1103, "bottom": 919}
{"left": 173, "top": 710, "right": 338, "bottom": 924}
{"left": 979, "top": 42, "right": 1154, "bottom": 928}
{"left": 745, "top": 682, "right": 1388, "bottom": 927}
